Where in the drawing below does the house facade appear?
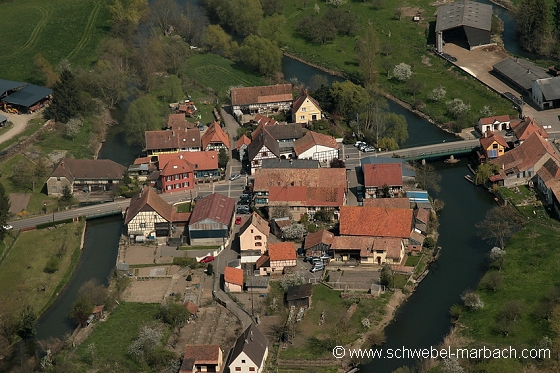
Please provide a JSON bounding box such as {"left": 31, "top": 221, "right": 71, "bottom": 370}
{"left": 236, "top": 134, "right": 251, "bottom": 160}
{"left": 256, "top": 242, "right": 297, "bottom": 275}
{"left": 363, "top": 163, "right": 403, "bottom": 198}
{"left": 231, "top": 84, "right": 293, "bottom": 117}
{"left": 247, "top": 131, "right": 281, "bottom": 171}
{"left": 201, "top": 122, "right": 230, "bottom": 152}
{"left": 157, "top": 151, "right": 220, "bottom": 182}
{"left": 224, "top": 266, "right": 244, "bottom": 293}
{"left": 124, "top": 187, "right": 190, "bottom": 238}
{"left": 293, "top": 131, "right": 339, "bottom": 164}
{"left": 188, "top": 193, "right": 235, "bottom": 245}
{"left": 239, "top": 212, "right": 270, "bottom": 254}
{"left": 535, "top": 158, "right": 560, "bottom": 218}
{"left": 180, "top": 345, "right": 223, "bottom": 373}
{"left": 254, "top": 167, "right": 347, "bottom": 221}
{"left": 159, "top": 157, "right": 195, "bottom": 193}
{"left": 478, "top": 131, "right": 509, "bottom": 161}
{"left": 292, "top": 91, "right": 322, "bottom": 124}
{"left": 145, "top": 129, "right": 201, "bottom": 155}
{"left": 531, "top": 76, "right": 560, "bottom": 110}
{"left": 228, "top": 324, "right": 269, "bottom": 373}
{"left": 488, "top": 132, "right": 560, "bottom": 187}
{"left": 46, "top": 158, "right": 125, "bottom": 196}
{"left": 304, "top": 229, "right": 334, "bottom": 257}
{"left": 477, "top": 115, "right": 511, "bottom": 133}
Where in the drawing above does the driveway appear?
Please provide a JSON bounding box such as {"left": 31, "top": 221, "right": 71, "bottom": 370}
{"left": 0, "top": 111, "right": 41, "bottom": 144}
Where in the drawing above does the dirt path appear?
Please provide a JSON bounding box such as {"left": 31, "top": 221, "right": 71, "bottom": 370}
{"left": 0, "top": 111, "right": 41, "bottom": 145}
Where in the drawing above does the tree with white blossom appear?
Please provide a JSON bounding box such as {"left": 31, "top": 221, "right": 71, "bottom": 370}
{"left": 393, "top": 63, "right": 413, "bottom": 81}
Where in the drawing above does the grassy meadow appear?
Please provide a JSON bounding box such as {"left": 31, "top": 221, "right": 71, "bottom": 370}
{"left": 0, "top": 221, "right": 85, "bottom": 317}
{"left": 277, "top": 0, "right": 518, "bottom": 124}
{"left": 181, "top": 53, "right": 266, "bottom": 100}
{"left": 74, "top": 302, "right": 160, "bottom": 370}
{"left": 0, "top": 0, "right": 110, "bottom": 82}
{"left": 457, "top": 222, "right": 560, "bottom": 371}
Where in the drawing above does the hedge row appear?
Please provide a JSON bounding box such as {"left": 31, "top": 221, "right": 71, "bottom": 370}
{"left": 36, "top": 218, "right": 74, "bottom": 230}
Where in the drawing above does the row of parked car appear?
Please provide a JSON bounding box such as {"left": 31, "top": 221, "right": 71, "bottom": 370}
{"left": 354, "top": 141, "right": 375, "bottom": 153}
{"left": 304, "top": 254, "right": 330, "bottom": 273}
{"left": 236, "top": 190, "right": 253, "bottom": 215}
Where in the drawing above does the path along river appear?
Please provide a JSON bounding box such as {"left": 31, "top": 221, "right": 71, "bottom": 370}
{"left": 34, "top": 3, "right": 531, "bottom": 371}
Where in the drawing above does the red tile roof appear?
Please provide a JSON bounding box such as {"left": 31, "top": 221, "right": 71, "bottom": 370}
{"left": 268, "top": 242, "right": 296, "bottom": 262}
{"left": 240, "top": 212, "right": 270, "bottom": 237}
{"left": 363, "top": 163, "right": 403, "bottom": 188}
{"left": 254, "top": 168, "right": 346, "bottom": 191}
{"left": 293, "top": 131, "right": 338, "bottom": 156}
{"left": 157, "top": 151, "right": 218, "bottom": 172}
{"left": 489, "top": 132, "right": 560, "bottom": 174}
{"left": 479, "top": 115, "right": 511, "bottom": 125}
{"left": 331, "top": 236, "right": 373, "bottom": 251}
{"left": 268, "top": 186, "right": 345, "bottom": 207}
{"left": 415, "top": 208, "right": 430, "bottom": 224}
{"left": 184, "top": 344, "right": 221, "bottom": 364}
{"left": 255, "top": 254, "right": 270, "bottom": 268}
{"left": 339, "top": 206, "right": 413, "bottom": 238}
{"left": 374, "top": 237, "right": 403, "bottom": 259}
{"left": 167, "top": 113, "right": 196, "bottom": 131}
{"left": 134, "top": 156, "right": 152, "bottom": 165}
{"left": 145, "top": 129, "right": 201, "bottom": 151}
{"left": 201, "top": 122, "right": 230, "bottom": 150}
{"left": 160, "top": 158, "right": 193, "bottom": 176}
{"left": 236, "top": 134, "right": 251, "bottom": 150}
{"left": 253, "top": 114, "right": 279, "bottom": 126}
{"left": 363, "top": 198, "right": 410, "bottom": 209}
{"left": 304, "top": 229, "right": 335, "bottom": 250}
{"left": 50, "top": 158, "right": 125, "bottom": 182}
{"left": 231, "top": 84, "right": 293, "bottom": 106}
{"left": 224, "top": 267, "right": 244, "bottom": 286}
{"left": 511, "top": 116, "right": 549, "bottom": 141}
{"left": 292, "top": 91, "right": 322, "bottom": 113}
{"left": 479, "top": 131, "right": 509, "bottom": 150}
{"left": 189, "top": 193, "right": 235, "bottom": 225}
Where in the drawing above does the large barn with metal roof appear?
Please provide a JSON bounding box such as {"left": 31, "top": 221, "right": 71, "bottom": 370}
{"left": 435, "top": 0, "right": 493, "bottom": 53}
{"left": 0, "top": 79, "right": 52, "bottom": 114}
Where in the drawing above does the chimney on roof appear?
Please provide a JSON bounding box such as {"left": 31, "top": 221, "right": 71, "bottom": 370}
{"left": 179, "top": 154, "right": 183, "bottom": 159}
{"left": 527, "top": 69, "right": 531, "bottom": 74}
{"left": 250, "top": 330, "right": 253, "bottom": 341}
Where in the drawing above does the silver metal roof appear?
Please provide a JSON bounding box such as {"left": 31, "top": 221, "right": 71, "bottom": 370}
{"left": 435, "top": 0, "right": 492, "bottom": 32}
{"left": 493, "top": 57, "right": 550, "bottom": 90}
{"left": 535, "top": 76, "right": 560, "bottom": 101}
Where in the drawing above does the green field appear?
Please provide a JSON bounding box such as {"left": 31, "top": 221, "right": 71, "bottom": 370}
{"left": 276, "top": 0, "right": 518, "bottom": 125}
{"left": 181, "top": 53, "right": 266, "bottom": 100}
{"left": 0, "top": 0, "right": 110, "bottom": 81}
{"left": 74, "top": 302, "right": 160, "bottom": 370}
{"left": 0, "top": 221, "right": 85, "bottom": 317}
{"left": 457, "top": 222, "right": 560, "bottom": 372}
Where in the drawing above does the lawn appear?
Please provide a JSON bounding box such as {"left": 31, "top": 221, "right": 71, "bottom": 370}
{"left": 180, "top": 53, "right": 266, "bottom": 100}
{"left": 0, "top": 221, "right": 85, "bottom": 317}
{"left": 0, "top": 118, "right": 44, "bottom": 153}
{"left": 457, "top": 222, "right": 560, "bottom": 371}
{"left": 174, "top": 202, "right": 191, "bottom": 213}
{"left": 279, "top": 284, "right": 389, "bottom": 360}
{"left": 75, "top": 302, "right": 160, "bottom": 370}
{"left": 277, "top": 0, "right": 518, "bottom": 126}
{"left": 0, "top": 0, "right": 110, "bottom": 81}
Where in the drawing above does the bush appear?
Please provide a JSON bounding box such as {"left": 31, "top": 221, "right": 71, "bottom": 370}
{"left": 173, "top": 257, "right": 199, "bottom": 269}
{"left": 186, "top": 274, "right": 192, "bottom": 281}
{"left": 44, "top": 256, "right": 60, "bottom": 273}
{"left": 423, "top": 237, "right": 436, "bottom": 250}
{"left": 37, "top": 218, "right": 74, "bottom": 229}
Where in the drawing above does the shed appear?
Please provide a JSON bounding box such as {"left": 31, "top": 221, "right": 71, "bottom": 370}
{"left": 286, "top": 283, "right": 313, "bottom": 308}
{"left": 0, "top": 114, "right": 8, "bottom": 127}
{"left": 2, "top": 84, "right": 52, "bottom": 112}
{"left": 188, "top": 193, "right": 235, "bottom": 245}
{"left": 492, "top": 57, "right": 550, "bottom": 94}
{"left": 92, "top": 305, "right": 105, "bottom": 320}
{"left": 246, "top": 276, "right": 270, "bottom": 293}
{"left": 435, "top": 0, "right": 493, "bottom": 53}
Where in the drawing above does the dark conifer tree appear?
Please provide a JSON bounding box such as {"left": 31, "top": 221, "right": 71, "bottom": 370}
{"left": 48, "top": 69, "right": 82, "bottom": 123}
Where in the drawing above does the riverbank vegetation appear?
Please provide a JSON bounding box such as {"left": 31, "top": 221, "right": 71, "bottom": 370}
{"left": 0, "top": 221, "right": 85, "bottom": 365}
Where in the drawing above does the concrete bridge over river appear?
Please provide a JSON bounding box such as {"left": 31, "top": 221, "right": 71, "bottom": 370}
{"left": 375, "top": 139, "right": 480, "bottom": 161}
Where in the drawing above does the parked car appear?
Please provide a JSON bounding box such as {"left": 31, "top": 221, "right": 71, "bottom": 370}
{"left": 229, "top": 174, "right": 241, "bottom": 181}
{"left": 310, "top": 264, "right": 324, "bottom": 273}
{"left": 2, "top": 224, "right": 12, "bottom": 230}
{"left": 320, "top": 254, "right": 331, "bottom": 261}
{"left": 200, "top": 255, "right": 215, "bottom": 263}
{"left": 193, "top": 196, "right": 203, "bottom": 202}
{"left": 311, "top": 258, "right": 322, "bottom": 265}
{"left": 235, "top": 217, "right": 242, "bottom": 225}
{"left": 505, "top": 131, "right": 514, "bottom": 136}
{"left": 240, "top": 193, "right": 251, "bottom": 199}
{"left": 354, "top": 141, "right": 366, "bottom": 148}
{"left": 363, "top": 147, "right": 375, "bottom": 152}
{"left": 237, "top": 207, "right": 250, "bottom": 214}
{"left": 240, "top": 168, "right": 247, "bottom": 175}
{"left": 303, "top": 256, "right": 314, "bottom": 263}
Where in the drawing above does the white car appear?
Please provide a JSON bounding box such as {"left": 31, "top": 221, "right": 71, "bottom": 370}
{"left": 363, "top": 147, "right": 375, "bottom": 152}
{"left": 229, "top": 174, "right": 241, "bottom": 181}
{"left": 3, "top": 224, "right": 13, "bottom": 230}
{"left": 354, "top": 141, "right": 366, "bottom": 148}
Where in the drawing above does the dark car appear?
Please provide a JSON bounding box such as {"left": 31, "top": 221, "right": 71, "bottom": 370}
{"left": 193, "top": 196, "right": 203, "bottom": 202}
{"left": 303, "top": 256, "right": 314, "bottom": 263}
{"left": 200, "top": 255, "right": 215, "bottom": 263}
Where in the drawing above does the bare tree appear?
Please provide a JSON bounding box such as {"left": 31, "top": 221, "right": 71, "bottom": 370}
{"left": 476, "top": 206, "right": 524, "bottom": 249}
{"left": 413, "top": 162, "right": 441, "bottom": 193}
